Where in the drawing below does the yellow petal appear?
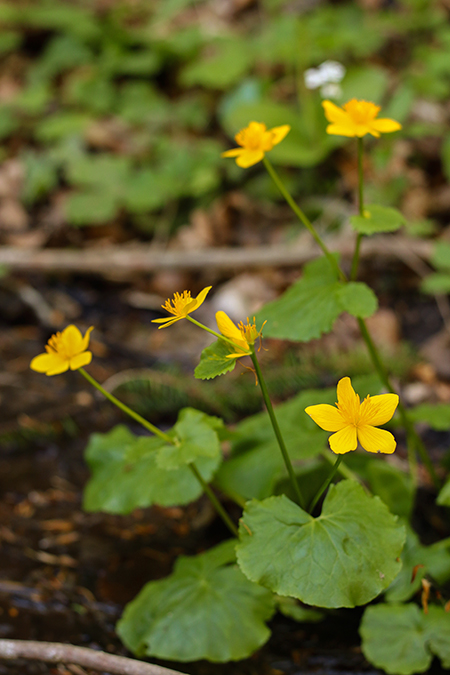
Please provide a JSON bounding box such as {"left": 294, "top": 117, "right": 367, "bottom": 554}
{"left": 61, "top": 325, "right": 84, "bottom": 357}
{"left": 236, "top": 149, "right": 265, "bottom": 168}
{"left": 360, "top": 393, "right": 399, "bottom": 427}
{"left": 81, "top": 326, "right": 94, "bottom": 351}
{"left": 30, "top": 352, "right": 59, "bottom": 373}
{"left": 38, "top": 353, "right": 70, "bottom": 376}
{"left": 270, "top": 125, "right": 291, "bottom": 145}
{"left": 325, "top": 123, "right": 357, "bottom": 137}
{"left": 192, "top": 286, "right": 212, "bottom": 311}
{"left": 322, "top": 100, "right": 352, "bottom": 126}
{"left": 70, "top": 351, "right": 92, "bottom": 370}
{"left": 151, "top": 316, "right": 182, "bottom": 328}
{"left": 222, "top": 148, "right": 244, "bottom": 157}
{"left": 216, "top": 311, "right": 243, "bottom": 342}
{"left": 336, "top": 377, "right": 360, "bottom": 422}
{"left": 304, "top": 404, "right": 346, "bottom": 432}
{"left": 371, "top": 118, "right": 402, "bottom": 133}
{"left": 362, "top": 127, "right": 380, "bottom": 138}
{"left": 357, "top": 425, "right": 396, "bottom": 454}
{"left": 329, "top": 425, "right": 358, "bottom": 454}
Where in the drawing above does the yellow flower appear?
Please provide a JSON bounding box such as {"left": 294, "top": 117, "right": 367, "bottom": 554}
{"left": 222, "top": 121, "right": 290, "bottom": 168}
{"left": 322, "top": 99, "right": 401, "bottom": 138}
{"left": 30, "top": 325, "right": 94, "bottom": 376}
{"left": 152, "top": 286, "right": 212, "bottom": 328}
{"left": 305, "top": 377, "right": 399, "bottom": 455}
{"left": 216, "top": 311, "right": 265, "bottom": 358}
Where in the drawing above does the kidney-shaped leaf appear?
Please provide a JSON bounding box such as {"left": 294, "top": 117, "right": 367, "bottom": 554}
{"left": 156, "top": 408, "right": 222, "bottom": 469}
{"left": 117, "top": 540, "right": 275, "bottom": 662}
{"left": 259, "top": 258, "right": 377, "bottom": 342}
{"left": 83, "top": 425, "right": 221, "bottom": 514}
{"left": 350, "top": 205, "right": 405, "bottom": 235}
{"left": 360, "top": 603, "right": 450, "bottom": 675}
{"left": 236, "top": 481, "right": 405, "bottom": 608}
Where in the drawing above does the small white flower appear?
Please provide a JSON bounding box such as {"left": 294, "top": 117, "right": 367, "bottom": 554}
{"left": 304, "top": 60, "right": 346, "bottom": 91}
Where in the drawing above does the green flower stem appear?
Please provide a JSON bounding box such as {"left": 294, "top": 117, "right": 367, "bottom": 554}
{"left": 357, "top": 319, "right": 440, "bottom": 490}
{"left": 250, "top": 350, "right": 306, "bottom": 510}
{"left": 263, "top": 157, "right": 346, "bottom": 282}
{"left": 264, "top": 148, "right": 439, "bottom": 490}
{"left": 350, "top": 138, "right": 365, "bottom": 280}
{"left": 321, "top": 451, "right": 368, "bottom": 490}
{"left": 78, "top": 367, "right": 239, "bottom": 537}
{"left": 309, "top": 455, "right": 342, "bottom": 514}
{"left": 78, "top": 367, "right": 172, "bottom": 443}
{"left": 190, "top": 463, "right": 239, "bottom": 538}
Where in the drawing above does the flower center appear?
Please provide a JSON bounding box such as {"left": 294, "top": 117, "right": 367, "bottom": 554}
{"left": 164, "top": 291, "right": 192, "bottom": 316}
{"left": 48, "top": 333, "right": 70, "bottom": 359}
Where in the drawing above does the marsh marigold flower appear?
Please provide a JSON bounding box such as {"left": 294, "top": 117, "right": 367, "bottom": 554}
{"left": 322, "top": 99, "right": 401, "bottom": 138}
{"left": 222, "top": 121, "right": 290, "bottom": 168}
{"left": 305, "top": 377, "right": 399, "bottom": 455}
{"left": 152, "top": 286, "right": 212, "bottom": 328}
{"left": 30, "top": 325, "right": 94, "bottom": 376}
{"left": 216, "top": 311, "right": 265, "bottom": 358}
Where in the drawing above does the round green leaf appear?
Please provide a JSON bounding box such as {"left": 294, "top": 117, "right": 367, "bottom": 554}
{"left": 117, "top": 540, "right": 275, "bottom": 662}
{"left": 360, "top": 604, "right": 431, "bottom": 675}
{"left": 361, "top": 604, "right": 450, "bottom": 675}
{"left": 83, "top": 425, "right": 221, "bottom": 514}
{"left": 336, "top": 282, "right": 378, "bottom": 319}
{"left": 156, "top": 408, "right": 222, "bottom": 469}
{"left": 350, "top": 205, "right": 406, "bottom": 235}
{"left": 258, "top": 257, "right": 342, "bottom": 341}
{"left": 236, "top": 481, "right": 405, "bottom": 608}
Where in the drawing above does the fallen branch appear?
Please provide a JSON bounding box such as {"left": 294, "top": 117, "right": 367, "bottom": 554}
{"left": 0, "top": 236, "right": 433, "bottom": 275}
{"left": 0, "top": 639, "right": 187, "bottom": 675}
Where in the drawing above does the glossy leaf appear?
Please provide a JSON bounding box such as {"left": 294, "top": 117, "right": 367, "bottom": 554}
{"left": 195, "top": 339, "right": 238, "bottom": 380}
{"left": 117, "top": 540, "right": 275, "bottom": 662}
{"left": 258, "top": 257, "right": 377, "bottom": 341}
{"left": 360, "top": 604, "right": 450, "bottom": 675}
{"left": 237, "top": 481, "right": 405, "bottom": 608}
{"left": 83, "top": 425, "right": 221, "bottom": 514}
{"left": 156, "top": 408, "right": 222, "bottom": 469}
{"left": 350, "top": 205, "right": 405, "bottom": 235}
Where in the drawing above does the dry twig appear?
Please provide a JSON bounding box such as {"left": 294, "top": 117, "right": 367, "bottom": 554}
{"left": 0, "top": 639, "right": 187, "bottom": 675}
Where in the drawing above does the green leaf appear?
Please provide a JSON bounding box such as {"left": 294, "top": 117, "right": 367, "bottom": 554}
{"left": 408, "top": 403, "right": 450, "bottom": 431}
{"left": 181, "top": 39, "right": 252, "bottom": 90}
{"left": 276, "top": 596, "right": 324, "bottom": 623}
{"left": 365, "top": 462, "right": 414, "bottom": 519}
{"left": 258, "top": 257, "right": 340, "bottom": 341}
{"left": 83, "top": 425, "right": 221, "bottom": 514}
{"left": 360, "top": 604, "right": 450, "bottom": 675}
{"left": 194, "top": 339, "right": 238, "bottom": 380}
{"left": 21, "top": 150, "right": 59, "bottom": 204}
{"left": 117, "top": 540, "right": 275, "bottom": 662}
{"left": 156, "top": 408, "right": 222, "bottom": 470}
{"left": 421, "top": 272, "right": 450, "bottom": 294}
{"left": 386, "top": 526, "right": 450, "bottom": 603}
{"left": 431, "top": 241, "right": 450, "bottom": 270}
{"left": 236, "top": 481, "right": 405, "bottom": 608}
{"left": 258, "top": 258, "right": 377, "bottom": 342}
{"left": 65, "top": 190, "right": 119, "bottom": 226}
{"left": 215, "top": 388, "right": 332, "bottom": 500}
{"left": 350, "top": 205, "right": 406, "bottom": 235}
{"left": 336, "top": 282, "right": 378, "bottom": 319}
{"left": 437, "top": 478, "right": 450, "bottom": 506}
{"left": 35, "top": 112, "right": 92, "bottom": 143}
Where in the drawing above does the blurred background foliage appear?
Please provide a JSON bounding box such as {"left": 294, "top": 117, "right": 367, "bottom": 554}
{"left": 0, "top": 0, "right": 448, "bottom": 233}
